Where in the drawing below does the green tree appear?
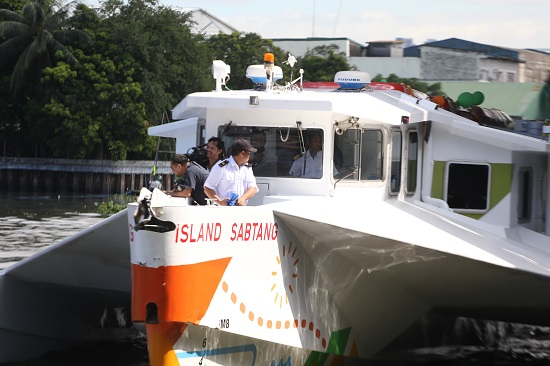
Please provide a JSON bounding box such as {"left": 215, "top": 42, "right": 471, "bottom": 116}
{"left": 0, "top": 0, "right": 25, "bottom": 12}
{"left": 26, "top": 50, "right": 148, "bottom": 159}
{"left": 99, "top": 0, "right": 212, "bottom": 125}
{"left": 207, "top": 32, "right": 293, "bottom": 90}
{"left": 0, "top": 73, "right": 26, "bottom": 156}
{"left": 0, "top": 0, "right": 91, "bottom": 98}
{"left": 372, "top": 73, "right": 444, "bottom": 96}
{"left": 22, "top": 3, "right": 151, "bottom": 160}
{"left": 20, "top": 0, "right": 215, "bottom": 160}
{"left": 299, "top": 44, "right": 355, "bottom": 82}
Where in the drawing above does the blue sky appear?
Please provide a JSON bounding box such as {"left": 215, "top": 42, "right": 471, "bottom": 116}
{"left": 86, "top": 0, "right": 549, "bottom": 50}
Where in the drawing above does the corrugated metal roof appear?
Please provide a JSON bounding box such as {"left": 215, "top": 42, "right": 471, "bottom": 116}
{"left": 437, "top": 81, "right": 549, "bottom": 120}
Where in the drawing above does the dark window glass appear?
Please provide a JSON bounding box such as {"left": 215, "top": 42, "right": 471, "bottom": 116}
{"left": 333, "top": 129, "right": 383, "bottom": 181}
{"left": 390, "top": 130, "right": 402, "bottom": 193}
{"left": 518, "top": 168, "right": 531, "bottom": 221}
{"left": 446, "top": 163, "right": 489, "bottom": 210}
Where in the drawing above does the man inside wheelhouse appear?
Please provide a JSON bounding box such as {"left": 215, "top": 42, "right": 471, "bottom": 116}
{"left": 219, "top": 126, "right": 325, "bottom": 179}
{"left": 215, "top": 124, "right": 384, "bottom": 181}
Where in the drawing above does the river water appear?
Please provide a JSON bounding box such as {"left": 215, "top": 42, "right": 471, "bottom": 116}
{"left": 0, "top": 193, "right": 149, "bottom": 366}
{"left": 1, "top": 194, "right": 550, "bottom": 365}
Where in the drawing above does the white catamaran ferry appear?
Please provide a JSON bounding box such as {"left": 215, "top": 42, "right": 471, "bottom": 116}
{"left": 129, "top": 54, "right": 550, "bottom": 366}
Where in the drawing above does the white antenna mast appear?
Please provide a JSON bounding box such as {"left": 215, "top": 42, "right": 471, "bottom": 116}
{"left": 333, "top": 0, "right": 343, "bottom": 37}
{"left": 312, "top": 0, "right": 315, "bottom": 37}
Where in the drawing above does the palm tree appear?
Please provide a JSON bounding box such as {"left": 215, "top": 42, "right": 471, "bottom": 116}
{"left": 0, "top": 0, "right": 90, "bottom": 97}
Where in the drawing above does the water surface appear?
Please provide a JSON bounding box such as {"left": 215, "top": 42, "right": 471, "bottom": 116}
{"left": 0, "top": 194, "right": 149, "bottom": 365}
{"left": 0, "top": 194, "right": 105, "bottom": 269}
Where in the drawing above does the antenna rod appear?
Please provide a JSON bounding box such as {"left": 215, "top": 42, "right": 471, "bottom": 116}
{"left": 312, "top": 0, "right": 315, "bottom": 37}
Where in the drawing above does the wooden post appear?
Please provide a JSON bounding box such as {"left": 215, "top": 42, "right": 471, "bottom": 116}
{"left": 45, "top": 172, "right": 53, "bottom": 195}
{"left": 120, "top": 174, "right": 126, "bottom": 195}
{"left": 19, "top": 171, "right": 27, "bottom": 193}
{"left": 32, "top": 171, "right": 39, "bottom": 192}
{"left": 72, "top": 172, "right": 79, "bottom": 194}
{"left": 94, "top": 174, "right": 101, "bottom": 195}
{"left": 7, "top": 170, "right": 14, "bottom": 192}
{"left": 102, "top": 173, "right": 109, "bottom": 195}
{"left": 86, "top": 173, "right": 93, "bottom": 195}
{"left": 59, "top": 172, "right": 67, "bottom": 194}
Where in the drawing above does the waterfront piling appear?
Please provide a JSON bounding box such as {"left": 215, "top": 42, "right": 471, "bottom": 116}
{"left": 0, "top": 158, "right": 172, "bottom": 195}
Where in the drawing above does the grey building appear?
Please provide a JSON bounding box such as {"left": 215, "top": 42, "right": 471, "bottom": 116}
{"left": 403, "top": 38, "right": 545, "bottom": 83}
{"left": 272, "top": 37, "right": 550, "bottom": 84}
{"left": 270, "top": 36, "right": 550, "bottom": 120}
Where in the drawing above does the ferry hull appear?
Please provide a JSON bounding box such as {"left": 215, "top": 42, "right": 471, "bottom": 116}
{"left": 129, "top": 202, "right": 550, "bottom": 364}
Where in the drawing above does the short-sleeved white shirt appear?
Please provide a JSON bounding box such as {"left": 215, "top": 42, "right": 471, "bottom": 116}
{"left": 204, "top": 156, "right": 259, "bottom": 201}
{"left": 289, "top": 150, "right": 323, "bottom": 178}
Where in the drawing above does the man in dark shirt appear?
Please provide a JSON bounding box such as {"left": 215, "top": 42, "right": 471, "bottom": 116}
{"left": 169, "top": 154, "right": 209, "bottom": 205}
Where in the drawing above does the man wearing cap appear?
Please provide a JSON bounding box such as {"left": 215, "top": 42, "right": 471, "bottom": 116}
{"left": 168, "top": 154, "right": 210, "bottom": 205}
{"left": 204, "top": 139, "right": 259, "bottom": 206}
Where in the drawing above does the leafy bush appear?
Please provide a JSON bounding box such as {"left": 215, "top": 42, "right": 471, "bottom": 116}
{"left": 95, "top": 195, "right": 134, "bottom": 215}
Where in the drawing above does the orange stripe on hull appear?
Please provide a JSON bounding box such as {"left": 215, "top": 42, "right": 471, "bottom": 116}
{"left": 146, "top": 322, "right": 187, "bottom": 366}
{"left": 132, "top": 257, "right": 232, "bottom": 323}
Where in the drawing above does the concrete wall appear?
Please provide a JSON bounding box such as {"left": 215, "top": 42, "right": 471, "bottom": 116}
{"left": 518, "top": 49, "right": 550, "bottom": 83}
{"left": 419, "top": 47, "right": 480, "bottom": 81}
{"left": 478, "top": 58, "right": 518, "bottom": 82}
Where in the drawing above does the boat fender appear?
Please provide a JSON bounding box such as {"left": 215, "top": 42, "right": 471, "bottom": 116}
{"left": 133, "top": 189, "right": 176, "bottom": 233}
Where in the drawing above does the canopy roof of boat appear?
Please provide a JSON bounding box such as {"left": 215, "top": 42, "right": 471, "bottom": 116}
{"left": 166, "top": 88, "right": 550, "bottom": 153}
{"left": 172, "top": 89, "right": 430, "bottom": 125}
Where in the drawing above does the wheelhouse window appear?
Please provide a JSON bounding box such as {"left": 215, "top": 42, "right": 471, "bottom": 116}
{"left": 197, "top": 121, "right": 206, "bottom": 146}
{"left": 217, "top": 125, "right": 324, "bottom": 178}
{"left": 445, "top": 162, "right": 490, "bottom": 211}
{"left": 518, "top": 167, "right": 532, "bottom": 222}
{"left": 390, "top": 130, "right": 402, "bottom": 194}
{"left": 334, "top": 129, "right": 383, "bottom": 181}
{"left": 407, "top": 131, "right": 418, "bottom": 194}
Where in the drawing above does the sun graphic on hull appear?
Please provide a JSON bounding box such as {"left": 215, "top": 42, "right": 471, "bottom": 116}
{"left": 221, "top": 239, "right": 328, "bottom": 348}
{"left": 271, "top": 240, "right": 299, "bottom": 308}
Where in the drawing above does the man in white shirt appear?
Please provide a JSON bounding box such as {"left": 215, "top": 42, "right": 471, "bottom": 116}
{"left": 289, "top": 131, "right": 323, "bottom": 178}
{"left": 205, "top": 136, "right": 225, "bottom": 171}
{"left": 204, "top": 139, "right": 259, "bottom": 206}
